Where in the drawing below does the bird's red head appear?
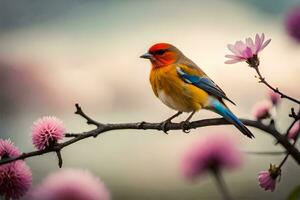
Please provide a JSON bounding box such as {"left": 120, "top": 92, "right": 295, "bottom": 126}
{"left": 140, "top": 43, "right": 181, "bottom": 68}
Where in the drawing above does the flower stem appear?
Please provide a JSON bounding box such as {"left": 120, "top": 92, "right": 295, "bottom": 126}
{"left": 278, "top": 140, "right": 297, "bottom": 168}
{"left": 211, "top": 169, "right": 233, "bottom": 200}
{"left": 278, "top": 153, "right": 290, "bottom": 169}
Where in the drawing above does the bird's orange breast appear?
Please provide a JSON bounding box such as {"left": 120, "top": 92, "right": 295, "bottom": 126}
{"left": 149, "top": 64, "right": 209, "bottom": 112}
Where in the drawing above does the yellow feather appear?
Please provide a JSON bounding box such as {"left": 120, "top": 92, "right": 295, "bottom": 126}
{"left": 150, "top": 64, "right": 209, "bottom": 112}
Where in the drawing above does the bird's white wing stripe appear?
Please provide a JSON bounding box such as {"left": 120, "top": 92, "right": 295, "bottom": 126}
{"left": 176, "top": 67, "right": 192, "bottom": 83}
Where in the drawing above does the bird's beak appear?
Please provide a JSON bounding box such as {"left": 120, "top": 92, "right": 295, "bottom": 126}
{"left": 140, "top": 53, "right": 153, "bottom": 60}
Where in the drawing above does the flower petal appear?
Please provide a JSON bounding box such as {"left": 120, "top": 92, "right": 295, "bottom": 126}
{"left": 260, "top": 33, "right": 265, "bottom": 44}
{"left": 225, "top": 59, "right": 240, "bottom": 64}
{"left": 235, "top": 41, "right": 246, "bottom": 51}
{"left": 255, "top": 34, "right": 261, "bottom": 49}
{"left": 269, "top": 181, "right": 276, "bottom": 192}
{"left": 225, "top": 54, "right": 246, "bottom": 64}
{"left": 241, "top": 47, "right": 253, "bottom": 58}
{"left": 225, "top": 54, "right": 243, "bottom": 59}
{"left": 227, "top": 44, "right": 239, "bottom": 55}
{"left": 246, "top": 37, "right": 255, "bottom": 52}
{"left": 260, "top": 39, "right": 271, "bottom": 52}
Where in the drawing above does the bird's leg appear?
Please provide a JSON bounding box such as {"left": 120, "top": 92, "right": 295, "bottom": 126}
{"left": 160, "top": 111, "right": 183, "bottom": 133}
{"left": 181, "top": 111, "right": 196, "bottom": 133}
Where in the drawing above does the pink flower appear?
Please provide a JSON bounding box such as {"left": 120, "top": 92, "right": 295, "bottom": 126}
{"left": 0, "top": 139, "right": 21, "bottom": 159}
{"left": 0, "top": 139, "right": 32, "bottom": 199}
{"left": 288, "top": 120, "right": 300, "bottom": 140}
{"left": 252, "top": 101, "right": 272, "bottom": 120}
{"left": 32, "top": 116, "right": 65, "bottom": 150}
{"left": 285, "top": 6, "right": 300, "bottom": 43}
{"left": 30, "top": 169, "right": 110, "bottom": 200}
{"left": 258, "top": 171, "right": 276, "bottom": 192}
{"left": 258, "top": 164, "right": 280, "bottom": 192}
{"left": 181, "top": 133, "right": 242, "bottom": 180}
{"left": 0, "top": 161, "right": 32, "bottom": 199}
{"left": 268, "top": 90, "right": 281, "bottom": 105}
{"left": 225, "top": 33, "right": 271, "bottom": 65}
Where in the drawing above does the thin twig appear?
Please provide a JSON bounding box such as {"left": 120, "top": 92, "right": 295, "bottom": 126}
{"left": 56, "top": 150, "right": 63, "bottom": 168}
{"left": 74, "top": 103, "right": 102, "bottom": 127}
{"left": 289, "top": 108, "right": 298, "bottom": 119}
{"left": 286, "top": 118, "right": 300, "bottom": 136}
{"left": 278, "top": 140, "right": 298, "bottom": 169}
{"left": 1, "top": 104, "right": 300, "bottom": 166}
{"left": 253, "top": 67, "right": 300, "bottom": 104}
{"left": 244, "top": 151, "right": 286, "bottom": 155}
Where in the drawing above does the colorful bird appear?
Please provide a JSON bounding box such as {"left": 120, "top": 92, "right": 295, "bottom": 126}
{"left": 140, "top": 43, "right": 254, "bottom": 138}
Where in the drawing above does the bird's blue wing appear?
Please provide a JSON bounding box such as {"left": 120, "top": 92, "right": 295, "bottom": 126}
{"left": 176, "top": 67, "right": 235, "bottom": 105}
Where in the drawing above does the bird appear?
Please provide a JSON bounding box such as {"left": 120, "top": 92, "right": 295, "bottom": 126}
{"left": 140, "top": 43, "right": 254, "bottom": 138}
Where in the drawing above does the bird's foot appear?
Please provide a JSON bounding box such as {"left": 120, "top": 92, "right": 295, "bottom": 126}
{"left": 159, "top": 120, "right": 172, "bottom": 134}
{"left": 181, "top": 121, "right": 191, "bottom": 133}
{"left": 159, "top": 111, "right": 183, "bottom": 134}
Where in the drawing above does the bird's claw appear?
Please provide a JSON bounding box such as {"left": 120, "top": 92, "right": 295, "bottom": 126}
{"left": 159, "top": 120, "right": 171, "bottom": 134}
{"left": 181, "top": 121, "right": 191, "bottom": 133}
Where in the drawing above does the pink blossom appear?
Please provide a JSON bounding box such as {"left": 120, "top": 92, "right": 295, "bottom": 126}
{"left": 0, "top": 161, "right": 32, "bottom": 199}
{"left": 31, "top": 116, "right": 65, "bottom": 150}
{"left": 181, "top": 133, "right": 242, "bottom": 180}
{"left": 285, "top": 6, "right": 300, "bottom": 43}
{"left": 0, "top": 139, "right": 32, "bottom": 199}
{"left": 268, "top": 90, "right": 281, "bottom": 105}
{"left": 258, "top": 171, "right": 276, "bottom": 192}
{"left": 225, "top": 33, "right": 271, "bottom": 64}
{"left": 258, "top": 165, "right": 280, "bottom": 192}
{"left": 0, "top": 139, "right": 21, "bottom": 158}
{"left": 30, "top": 169, "right": 110, "bottom": 200}
{"left": 288, "top": 120, "right": 300, "bottom": 140}
{"left": 252, "top": 101, "right": 272, "bottom": 120}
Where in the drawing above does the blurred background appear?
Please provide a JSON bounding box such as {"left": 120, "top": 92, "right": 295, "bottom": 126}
{"left": 0, "top": 0, "right": 300, "bottom": 199}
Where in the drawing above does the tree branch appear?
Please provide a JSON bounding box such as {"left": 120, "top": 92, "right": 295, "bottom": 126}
{"left": 0, "top": 104, "right": 300, "bottom": 166}
{"left": 280, "top": 108, "right": 300, "bottom": 141}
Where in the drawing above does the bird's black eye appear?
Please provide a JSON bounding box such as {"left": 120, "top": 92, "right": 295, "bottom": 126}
{"left": 156, "top": 49, "right": 166, "bottom": 55}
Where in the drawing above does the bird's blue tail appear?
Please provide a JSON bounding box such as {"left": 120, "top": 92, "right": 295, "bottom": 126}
{"left": 211, "top": 99, "right": 254, "bottom": 138}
